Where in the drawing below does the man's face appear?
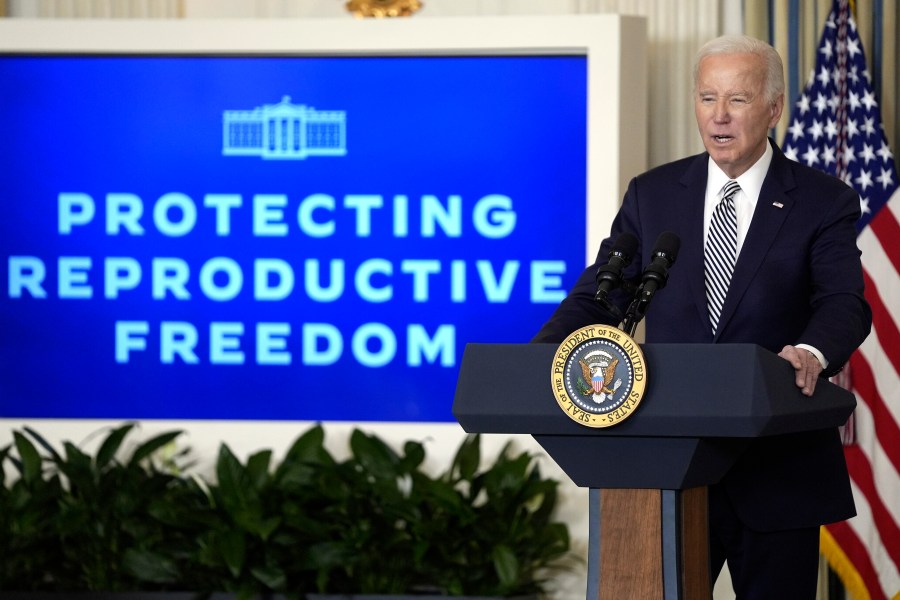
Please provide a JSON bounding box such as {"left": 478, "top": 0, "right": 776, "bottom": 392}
{"left": 694, "top": 52, "right": 784, "bottom": 178}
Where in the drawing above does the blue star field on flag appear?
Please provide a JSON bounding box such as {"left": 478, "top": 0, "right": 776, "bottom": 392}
{"left": 781, "top": 2, "right": 897, "bottom": 233}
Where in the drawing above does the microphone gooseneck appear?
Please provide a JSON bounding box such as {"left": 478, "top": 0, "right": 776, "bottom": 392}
{"left": 594, "top": 232, "right": 639, "bottom": 323}
{"left": 622, "top": 231, "right": 681, "bottom": 336}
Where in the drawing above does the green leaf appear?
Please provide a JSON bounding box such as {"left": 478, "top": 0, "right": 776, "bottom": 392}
{"left": 450, "top": 433, "right": 480, "bottom": 482}
{"left": 23, "top": 426, "right": 63, "bottom": 462}
{"left": 543, "top": 522, "right": 571, "bottom": 555}
{"left": 251, "top": 564, "right": 287, "bottom": 590}
{"left": 260, "top": 516, "right": 283, "bottom": 540}
{"left": 123, "top": 548, "right": 180, "bottom": 584}
{"left": 95, "top": 423, "right": 135, "bottom": 470}
{"left": 402, "top": 440, "right": 426, "bottom": 471}
{"left": 492, "top": 543, "right": 519, "bottom": 589}
{"left": 350, "top": 429, "right": 400, "bottom": 479}
{"left": 216, "top": 444, "right": 274, "bottom": 537}
{"left": 304, "top": 541, "right": 350, "bottom": 569}
{"left": 282, "top": 424, "right": 330, "bottom": 462}
{"left": 417, "top": 477, "right": 463, "bottom": 510}
{"left": 60, "top": 441, "right": 92, "bottom": 479}
{"left": 219, "top": 528, "right": 247, "bottom": 578}
{"left": 485, "top": 449, "right": 531, "bottom": 496}
{"left": 216, "top": 444, "right": 247, "bottom": 498}
{"left": 129, "top": 430, "right": 184, "bottom": 466}
{"left": 530, "top": 481, "right": 559, "bottom": 523}
{"left": 0, "top": 444, "right": 10, "bottom": 486}
{"left": 245, "top": 449, "right": 272, "bottom": 490}
{"left": 13, "top": 431, "right": 42, "bottom": 483}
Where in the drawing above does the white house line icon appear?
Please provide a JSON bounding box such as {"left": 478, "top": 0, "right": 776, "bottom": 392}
{"left": 222, "top": 96, "right": 347, "bottom": 160}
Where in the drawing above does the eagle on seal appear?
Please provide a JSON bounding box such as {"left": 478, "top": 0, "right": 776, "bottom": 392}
{"left": 579, "top": 356, "right": 620, "bottom": 403}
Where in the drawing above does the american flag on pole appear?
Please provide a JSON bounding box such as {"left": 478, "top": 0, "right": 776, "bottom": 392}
{"left": 781, "top": 1, "right": 900, "bottom": 598}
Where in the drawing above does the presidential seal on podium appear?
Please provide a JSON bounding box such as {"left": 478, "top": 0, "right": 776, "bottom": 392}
{"left": 551, "top": 325, "right": 647, "bottom": 428}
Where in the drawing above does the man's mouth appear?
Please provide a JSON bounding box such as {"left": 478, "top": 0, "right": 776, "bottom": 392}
{"left": 713, "top": 135, "right": 734, "bottom": 143}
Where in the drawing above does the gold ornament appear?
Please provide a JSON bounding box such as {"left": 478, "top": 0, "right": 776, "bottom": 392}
{"left": 345, "top": 0, "right": 423, "bottom": 18}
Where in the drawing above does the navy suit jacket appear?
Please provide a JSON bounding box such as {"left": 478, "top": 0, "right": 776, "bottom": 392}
{"left": 534, "top": 141, "right": 872, "bottom": 531}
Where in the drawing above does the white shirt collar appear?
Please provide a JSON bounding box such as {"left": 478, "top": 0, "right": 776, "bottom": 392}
{"left": 706, "top": 140, "right": 773, "bottom": 208}
{"left": 704, "top": 141, "right": 774, "bottom": 254}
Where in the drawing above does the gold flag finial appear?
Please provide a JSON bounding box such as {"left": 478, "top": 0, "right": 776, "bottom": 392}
{"left": 345, "top": 0, "right": 422, "bottom": 18}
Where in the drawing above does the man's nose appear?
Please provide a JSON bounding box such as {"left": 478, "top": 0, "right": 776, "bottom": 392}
{"left": 713, "top": 100, "right": 730, "bottom": 122}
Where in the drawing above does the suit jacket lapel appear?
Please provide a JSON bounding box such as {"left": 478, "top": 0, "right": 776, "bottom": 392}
{"left": 714, "top": 145, "right": 796, "bottom": 339}
{"left": 675, "top": 154, "right": 714, "bottom": 335}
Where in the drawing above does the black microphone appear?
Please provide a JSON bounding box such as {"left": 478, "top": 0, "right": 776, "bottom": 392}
{"left": 638, "top": 231, "right": 681, "bottom": 302}
{"left": 621, "top": 231, "right": 681, "bottom": 336}
{"left": 594, "top": 232, "right": 639, "bottom": 303}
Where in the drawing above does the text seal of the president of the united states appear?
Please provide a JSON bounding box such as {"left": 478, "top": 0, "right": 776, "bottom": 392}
{"left": 551, "top": 325, "right": 647, "bottom": 428}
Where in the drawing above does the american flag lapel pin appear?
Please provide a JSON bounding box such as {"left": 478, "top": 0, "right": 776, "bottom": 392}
{"left": 772, "top": 201, "right": 784, "bottom": 208}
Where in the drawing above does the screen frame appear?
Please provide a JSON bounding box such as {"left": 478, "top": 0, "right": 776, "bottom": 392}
{"left": 0, "top": 14, "right": 647, "bottom": 430}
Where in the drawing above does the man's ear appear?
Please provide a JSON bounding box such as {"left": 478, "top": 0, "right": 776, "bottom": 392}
{"left": 769, "top": 94, "right": 785, "bottom": 129}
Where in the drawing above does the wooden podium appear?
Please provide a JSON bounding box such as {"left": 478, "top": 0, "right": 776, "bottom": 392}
{"left": 452, "top": 343, "right": 856, "bottom": 600}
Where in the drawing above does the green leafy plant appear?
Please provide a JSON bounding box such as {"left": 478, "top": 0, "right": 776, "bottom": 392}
{"left": 0, "top": 423, "right": 573, "bottom": 598}
{"left": 0, "top": 424, "right": 190, "bottom": 592}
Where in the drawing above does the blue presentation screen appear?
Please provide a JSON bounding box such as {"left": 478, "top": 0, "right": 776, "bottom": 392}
{"left": 0, "top": 54, "right": 587, "bottom": 422}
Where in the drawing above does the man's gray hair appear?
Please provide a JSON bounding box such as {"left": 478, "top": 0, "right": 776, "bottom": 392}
{"left": 693, "top": 35, "right": 785, "bottom": 104}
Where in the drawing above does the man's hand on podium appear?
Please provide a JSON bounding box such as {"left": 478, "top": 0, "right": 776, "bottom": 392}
{"left": 778, "top": 344, "right": 825, "bottom": 397}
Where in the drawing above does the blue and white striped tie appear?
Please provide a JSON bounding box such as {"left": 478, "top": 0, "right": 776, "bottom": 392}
{"left": 705, "top": 180, "right": 740, "bottom": 334}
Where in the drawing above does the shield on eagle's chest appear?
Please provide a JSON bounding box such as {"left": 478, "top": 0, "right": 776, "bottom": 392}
{"left": 592, "top": 372, "right": 604, "bottom": 393}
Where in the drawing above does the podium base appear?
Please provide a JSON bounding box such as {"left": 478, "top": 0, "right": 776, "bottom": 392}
{"left": 586, "top": 487, "right": 710, "bottom": 600}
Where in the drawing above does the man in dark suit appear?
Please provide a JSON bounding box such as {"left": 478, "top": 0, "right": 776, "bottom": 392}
{"left": 533, "top": 35, "right": 872, "bottom": 598}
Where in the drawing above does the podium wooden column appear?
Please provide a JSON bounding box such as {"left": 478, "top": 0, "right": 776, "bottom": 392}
{"left": 452, "top": 343, "right": 856, "bottom": 600}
